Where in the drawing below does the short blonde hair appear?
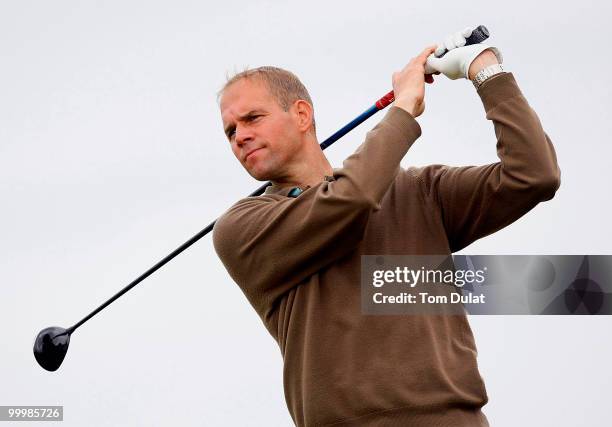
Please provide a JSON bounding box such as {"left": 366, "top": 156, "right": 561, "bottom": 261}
{"left": 218, "top": 66, "right": 316, "bottom": 133}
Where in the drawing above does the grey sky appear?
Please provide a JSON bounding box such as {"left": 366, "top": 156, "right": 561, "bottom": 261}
{"left": 1, "top": 1, "right": 611, "bottom": 425}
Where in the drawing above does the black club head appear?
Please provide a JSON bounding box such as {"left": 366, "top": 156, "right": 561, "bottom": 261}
{"left": 33, "top": 326, "right": 71, "bottom": 371}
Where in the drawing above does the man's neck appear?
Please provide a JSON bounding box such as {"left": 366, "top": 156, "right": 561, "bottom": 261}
{"left": 271, "top": 165, "right": 333, "bottom": 189}
{"left": 271, "top": 140, "right": 333, "bottom": 189}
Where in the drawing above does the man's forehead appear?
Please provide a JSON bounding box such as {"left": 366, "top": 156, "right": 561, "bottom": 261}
{"left": 220, "top": 78, "right": 273, "bottom": 114}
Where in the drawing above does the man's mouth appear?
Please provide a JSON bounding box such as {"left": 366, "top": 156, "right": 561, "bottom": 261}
{"left": 244, "top": 148, "right": 264, "bottom": 162}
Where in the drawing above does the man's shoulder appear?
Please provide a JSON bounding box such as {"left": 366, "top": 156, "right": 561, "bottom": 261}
{"left": 223, "top": 193, "right": 286, "bottom": 214}
{"left": 214, "top": 194, "right": 284, "bottom": 234}
{"left": 212, "top": 196, "right": 270, "bottom": 257}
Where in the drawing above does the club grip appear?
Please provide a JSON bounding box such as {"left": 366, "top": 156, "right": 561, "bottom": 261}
{"left": 438, "top": 25, "right": 489, "bottom": 57}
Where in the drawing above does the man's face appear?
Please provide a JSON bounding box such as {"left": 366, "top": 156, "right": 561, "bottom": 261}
{"left": 220, "top": 78, "right": 302, "bottom": 181}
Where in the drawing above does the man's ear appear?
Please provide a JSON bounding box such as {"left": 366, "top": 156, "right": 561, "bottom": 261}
{"left": 293, "top": 100, "right": 314, "bottom": 134}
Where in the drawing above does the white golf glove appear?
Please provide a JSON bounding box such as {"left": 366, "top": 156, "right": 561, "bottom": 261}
{"left": 424, "top": 26, "right": 503, "bottom": 80}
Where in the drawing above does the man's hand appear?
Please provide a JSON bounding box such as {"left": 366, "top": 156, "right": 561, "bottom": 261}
{"left": 424, "top": 26, "right": 503, "bottom": 80}
{"left": 392, "top": 45, "right": 438, "bottom": 118}
{"left": 425, "top": 43, "right": 502, "bottom": 80}
{"left": 433, "top": 26, "right": 477, "bottom": 57}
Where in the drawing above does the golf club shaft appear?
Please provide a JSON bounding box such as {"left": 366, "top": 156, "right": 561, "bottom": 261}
{"left": 68, "top": 24, "right": 491, "bottom": 334}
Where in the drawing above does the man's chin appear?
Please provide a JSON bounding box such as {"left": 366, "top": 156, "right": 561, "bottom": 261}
{"left": 246, "top": 167, "right": 274, "bottom": 182}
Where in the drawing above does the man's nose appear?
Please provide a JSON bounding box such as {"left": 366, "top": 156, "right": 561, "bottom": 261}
{"left": 235, "top": 126, "right": 254, "bottom": 145}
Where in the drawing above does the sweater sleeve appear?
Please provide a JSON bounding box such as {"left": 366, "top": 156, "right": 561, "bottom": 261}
{"left": 413, "top": 72, "right": 561, "bottom": 253}
{"left": 213, "top": 106, "right": 421, "bottom": 321}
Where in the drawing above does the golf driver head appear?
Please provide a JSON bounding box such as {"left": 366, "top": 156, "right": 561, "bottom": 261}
{"left": 33, "top": 326, "right": 71, "bottom": 371}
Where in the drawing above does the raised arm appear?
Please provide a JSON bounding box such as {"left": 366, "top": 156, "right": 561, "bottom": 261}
{"left": 413, "top": 72, "right": 561, "bottom": 252}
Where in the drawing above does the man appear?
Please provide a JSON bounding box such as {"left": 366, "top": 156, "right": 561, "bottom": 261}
{"left": 213, "top": 27, "right": 560, "bottom": 426}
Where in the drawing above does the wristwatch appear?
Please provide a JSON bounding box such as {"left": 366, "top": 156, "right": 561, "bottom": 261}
{"left": 472, "top": 63, "right": 505, "bottom": 90}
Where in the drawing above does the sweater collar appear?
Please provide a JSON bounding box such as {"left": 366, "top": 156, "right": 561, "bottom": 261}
{"left": 263, "top": 173, "right": 337, "bottom": 197}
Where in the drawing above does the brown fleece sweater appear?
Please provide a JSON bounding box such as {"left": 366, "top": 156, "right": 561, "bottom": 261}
{"left": 213, "top": 72, "right": 561, "bottom": 426}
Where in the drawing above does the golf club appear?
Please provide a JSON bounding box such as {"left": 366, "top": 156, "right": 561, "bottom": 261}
{"left": 33, "top": 25, "right": 490, "bottom": 371}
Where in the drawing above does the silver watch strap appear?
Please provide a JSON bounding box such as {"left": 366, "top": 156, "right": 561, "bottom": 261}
{"left": 472, "top": 63, "right": 504, "bottom": 89}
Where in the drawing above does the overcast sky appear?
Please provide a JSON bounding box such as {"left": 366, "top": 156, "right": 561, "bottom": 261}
{"left": 1, "top": 1, "right": 611, "bottom": 426}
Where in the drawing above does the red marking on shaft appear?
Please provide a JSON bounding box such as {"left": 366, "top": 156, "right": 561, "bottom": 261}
{"left": 375, "top": 90, "right": 395, "bottom": 110}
